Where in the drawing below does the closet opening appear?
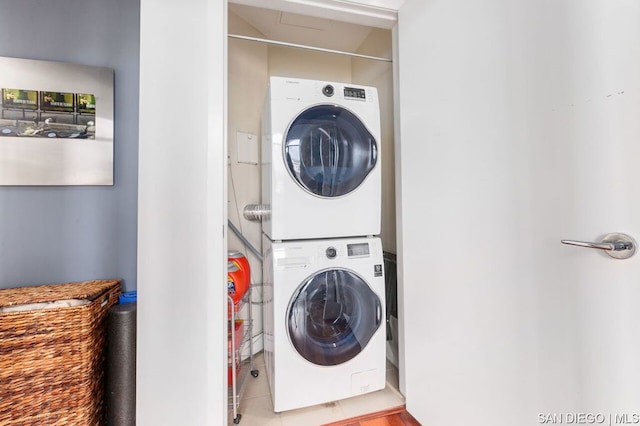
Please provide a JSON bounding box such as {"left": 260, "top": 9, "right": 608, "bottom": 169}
{"left": 226, "top": 2, "right": 402, "bottom": 424}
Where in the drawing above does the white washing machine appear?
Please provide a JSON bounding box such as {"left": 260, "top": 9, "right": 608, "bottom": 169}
{"left": 262, "top": 235, "right": 386, "bottom": 412}
{"left": 262, "top": 76, "right": 381, "bottom": 241}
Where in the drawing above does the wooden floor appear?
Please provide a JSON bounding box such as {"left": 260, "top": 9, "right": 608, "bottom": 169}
{"left": 323, "top": 405, "right": 421, "bottom": 426}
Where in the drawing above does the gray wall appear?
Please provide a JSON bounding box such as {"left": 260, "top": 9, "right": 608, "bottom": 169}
{"left": 0, "top": 0, "right": 139, "bottom": 290}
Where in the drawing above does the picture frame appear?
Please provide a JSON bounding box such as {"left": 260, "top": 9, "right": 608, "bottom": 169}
{"left": 0, "top": 56, "right": 114, "bottom": 186}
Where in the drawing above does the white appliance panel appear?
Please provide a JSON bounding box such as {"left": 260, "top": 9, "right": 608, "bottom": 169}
{"left": 263, "top": 236, "right": 386, "bottom": 412}
{"left": 262, "top": 76, "right": 382, "bottom": 240}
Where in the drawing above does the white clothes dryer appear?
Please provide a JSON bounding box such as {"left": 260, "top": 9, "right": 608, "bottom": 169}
{"left": 262, "top": 235, "right": 386, "bottom": 412}
{"left": 262, "top": 76, "right": 381, "bottom": 240}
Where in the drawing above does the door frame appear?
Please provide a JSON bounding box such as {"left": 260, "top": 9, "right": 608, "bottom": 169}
{"left": 229, "top": 0, "right": 399, "bottom": 28}
{"left": 223, "top": 0, "right": 405, "bottom": 421}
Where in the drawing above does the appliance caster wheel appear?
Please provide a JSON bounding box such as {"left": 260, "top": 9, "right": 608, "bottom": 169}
{"left": 233, "top": 414, "right": 242, "bottom": 424}
{"left": 251, "top": 369, "right": 259, "bottom": 378}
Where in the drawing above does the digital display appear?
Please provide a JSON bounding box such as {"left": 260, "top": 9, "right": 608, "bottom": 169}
{"left": 347, "top": 243, "right": 370, "bottom": 257}
{"left": 344, "top": 87, "right": 366, "bottom": 100}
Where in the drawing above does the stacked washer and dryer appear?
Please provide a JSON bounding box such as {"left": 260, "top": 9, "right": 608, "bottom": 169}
{"left": 261, "top": 76, "right": 386, "bottom": 413}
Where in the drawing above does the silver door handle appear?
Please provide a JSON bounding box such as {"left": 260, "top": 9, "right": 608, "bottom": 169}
{"left": 561, "top": 232, "right": 637, "bottom": 259}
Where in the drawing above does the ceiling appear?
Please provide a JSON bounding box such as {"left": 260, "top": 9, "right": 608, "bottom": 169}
{"left": 228, "top": 3, "right": 379, "bottom": 53}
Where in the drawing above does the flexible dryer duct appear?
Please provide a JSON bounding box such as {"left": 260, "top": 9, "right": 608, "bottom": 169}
{"left": 243, "top": 204, "right": 270, "bottom": 222}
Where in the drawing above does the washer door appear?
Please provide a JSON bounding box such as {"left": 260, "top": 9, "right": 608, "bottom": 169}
{"left": 283, "top": 105, "right": 377, "bottom": 198}
{"left": 287, "top": 268, "right": 382, "bottom": 366}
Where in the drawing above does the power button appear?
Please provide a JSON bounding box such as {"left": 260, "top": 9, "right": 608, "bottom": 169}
{"left": 322, "top": 85, "right": 335, "bottom": 97}
{"left": 326, "top": 247, "right": 337, "bottom": 259}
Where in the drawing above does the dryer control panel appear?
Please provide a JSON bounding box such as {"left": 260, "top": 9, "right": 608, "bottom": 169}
{"left": 344, "top": 87, "right": 366, "bottom": 100}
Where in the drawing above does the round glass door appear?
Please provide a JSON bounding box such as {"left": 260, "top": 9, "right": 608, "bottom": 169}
{"left": 283, "top": 105, "right": 377, "bottom": 198}
{"left": 287, "top": 268, "right": 382, "bottom": 366}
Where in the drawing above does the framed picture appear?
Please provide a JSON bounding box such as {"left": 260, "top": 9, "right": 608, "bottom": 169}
{"left": 0, "top": 56, "right": 114, "bottom": 185}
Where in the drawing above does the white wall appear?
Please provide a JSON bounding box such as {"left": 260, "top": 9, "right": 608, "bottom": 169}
{"left": 0, "top": 0, "right": 139, "bottom": 291}
{"left": 267, "top": 46, "right": 353, "bottom": 82}
{"left": 137, "top": 0, "right": 226, "bottom": 424}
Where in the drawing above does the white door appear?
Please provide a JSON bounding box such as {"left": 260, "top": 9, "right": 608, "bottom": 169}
{"left": 396, "top": 1, "right": 640, "bottom": 425}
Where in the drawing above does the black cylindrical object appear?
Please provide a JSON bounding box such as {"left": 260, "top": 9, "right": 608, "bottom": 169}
{"left": 105, "top": 302, "right": 137, "bottom": 426}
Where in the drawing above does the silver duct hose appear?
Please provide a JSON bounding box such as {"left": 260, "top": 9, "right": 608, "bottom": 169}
{"left": 227, "top": 220, "right": 262, "bottom": 262}
{"left": 243, "top": 204, "right": 271, "bottom": 222}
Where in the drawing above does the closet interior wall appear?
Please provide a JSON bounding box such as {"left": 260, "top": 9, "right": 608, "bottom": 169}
{"left": 227, "top": 6, "right": 396, "bottom": 354}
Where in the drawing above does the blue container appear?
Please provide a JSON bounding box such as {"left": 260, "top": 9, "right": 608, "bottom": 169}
{"left": 119, "top": 291, "right": 137, "bottom": 304}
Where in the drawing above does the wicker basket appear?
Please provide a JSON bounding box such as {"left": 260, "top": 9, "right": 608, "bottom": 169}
{"left": 0, "top": 279, "right": 121, "bottom": 425}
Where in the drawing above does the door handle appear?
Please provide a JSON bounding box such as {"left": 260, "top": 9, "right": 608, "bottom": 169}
{"left": 561, "top": 232, "right": 637, "bottom": 259}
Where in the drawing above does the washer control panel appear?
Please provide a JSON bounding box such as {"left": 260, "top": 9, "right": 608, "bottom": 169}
{"left": 347, "top": 242, "right": 370, "bottom": 257}
{"left": 324, "top": 242, "right": 372, "bottom": 259}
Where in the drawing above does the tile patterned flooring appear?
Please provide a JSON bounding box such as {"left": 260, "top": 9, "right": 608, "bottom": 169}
{"left": 229, "top": 353, "right": 405, "bottom": 426}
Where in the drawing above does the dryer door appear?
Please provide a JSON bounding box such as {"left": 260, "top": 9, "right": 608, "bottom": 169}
{"left": 287, "top": 268, "right": 382, "bottom": 366}
{"left": 283, "top": 105, "right": 377, "bottom": 198}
